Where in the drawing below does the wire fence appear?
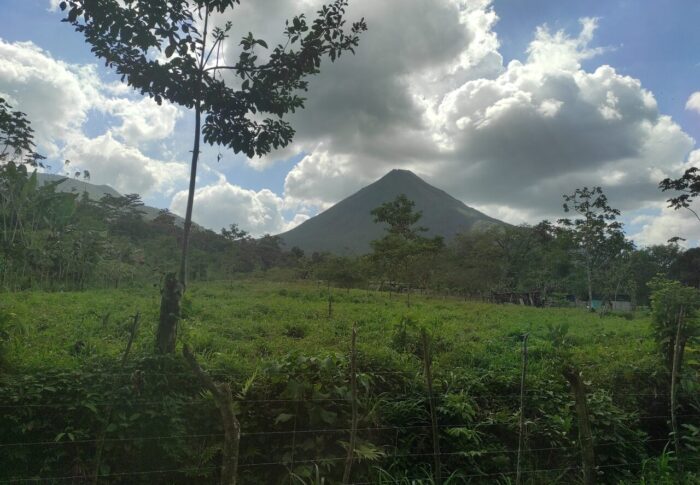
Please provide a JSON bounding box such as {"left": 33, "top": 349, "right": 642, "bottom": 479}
{"left": 2, "top": 334, "right": 698, "bottom": 483}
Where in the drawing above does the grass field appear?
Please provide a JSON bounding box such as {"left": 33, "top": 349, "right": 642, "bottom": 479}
{"left": 1, "top": 279, "right": 656, "bottom": 376}
{"left": 1, "top": 279, "right": 695, "bottom": 484}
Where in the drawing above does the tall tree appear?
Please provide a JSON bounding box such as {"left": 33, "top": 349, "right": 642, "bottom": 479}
{"left": 559, "top": 186, "right": 630, "bottom": 310}
{"left": 60, "top": 0, "right": 366, "bottom": 352}
{"left": 370, "top": 194, "right": 443, "bottom": 300}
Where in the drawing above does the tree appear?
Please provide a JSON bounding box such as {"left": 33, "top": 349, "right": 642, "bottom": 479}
{"left": 559, "top": 186, "right": 630, "bottom": 310}
{"left": 660, "top": 167, "right": 700, "bottom": 224}
{"left": 370, "top": 194, "right": 443, "bottom": 303}
{"left": 60, "top": 0, "right": 366, "bottom": 353}
{"left": 0, "top": 97, "right": 43, "bottom": 167}
{"left": 371, "top": 194, "right": 426, "bottom": 239}
{"left": 220, "top": 223, "right": 249, "bottom": 242}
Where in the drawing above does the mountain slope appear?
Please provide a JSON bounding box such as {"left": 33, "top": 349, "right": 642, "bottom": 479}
{"left": 278, "top": 169, "right": 504, "bottom": 254}
{"left": 36, "top": 173, "right": 186, "bottom": 225}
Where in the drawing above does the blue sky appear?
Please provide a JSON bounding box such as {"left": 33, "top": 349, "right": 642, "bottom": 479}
{"left": 0, "top": 0, "right": 698, "bottom": 243}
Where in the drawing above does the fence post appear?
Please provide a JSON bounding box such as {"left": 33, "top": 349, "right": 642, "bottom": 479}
{"left": 328, "top": 280, "right": 333, "bottom": 318}
{"left": 183, "top": 345, "right": 240, "bottom": 485}
{"left": 421, "top": 329, "right": 442, "bottom": 484}
{"left": 563, "top": 366, "right": 595, "bottom": 485}
{"left": 516, "top": 333, "right": 529, "bottom": 485}
{"left": 342, "top": 324, "right": 358, "bottom": 484}
{"left": 93, "top": 312, "right": 140, "bottom": 484}
{"left": 670, "top": 306, "right": 685, "bottom": 475}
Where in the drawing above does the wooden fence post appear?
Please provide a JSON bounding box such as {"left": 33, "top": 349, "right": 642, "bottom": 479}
{"left": 183, "top": 345, "right": 240, "bottom": 485}
{"left": 342, "top": 324, "right": 358, "bottom": 484}
{"left": 93, "top": 312, "right": 140, "bottom": 484}
{"left": 670, "top": 306, "right": 686, "bottom": 475}
{"left": 516, "top": 333, "right": 529, "bottom": 485}
{"left": 328, "top": 281, "right": 333, "bottom": 318}
{"left": 563, "top": 366, "right": 595, "bottom": 485}
{"left": 422, "top": 329, "right": 441, "bottom": 485}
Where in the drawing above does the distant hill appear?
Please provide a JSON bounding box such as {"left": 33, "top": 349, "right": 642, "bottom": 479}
{"left": 277, "top": 169, "right": 505, "bottom": 254}
{"left": 36, "top": 173, "right": 186, "bottom": 225}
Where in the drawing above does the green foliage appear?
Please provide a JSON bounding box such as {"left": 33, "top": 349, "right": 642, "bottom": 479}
{"left": 3, "top": 279, "right": 695, "bottom": 483}
{"left": 559, "top": 186, "right": 632, "bottom": 306}
{"left": 660, "top": 166, "right": 700, "bottom": 225}
{"left": 648, "top": 277, "right": 700, "bottom": 370}
{"left": 370, "top": 195, "right": 444, "bottom": 291}
{"left": 0, "top": 97, "right": 43, "bottom": 166}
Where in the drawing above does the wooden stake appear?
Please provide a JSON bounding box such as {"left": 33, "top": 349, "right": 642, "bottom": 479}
{"left": 516, "top": 333, "right": 529, "bottom": 485}
{"left": 670, "top": 306, "right": 685, "bottom": 474}
{"left": 563, "top": 366, "right": 595, "bottom": 485}
{"left": 342, "top": 324, "right": 358, "bottom": 484}
{"left": 183, "top": 345, "right": 240, "bottom": 485}
{"left": 328, "top": 280, "right": 333, "bottom": 318}
{"left": 422, "top": 329, "right": 441, "bottom": 484}
{"left": 93, "top": 312, "right": 140, "bottom": 484}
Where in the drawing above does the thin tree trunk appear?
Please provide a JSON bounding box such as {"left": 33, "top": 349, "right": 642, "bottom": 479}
{"left": 563, "top": 366, "right": 595, "bottom": 485}
{"left": 179, "top": 100, "right": 202, "bottom": 287}
{"left": 183, "top": 345, "right": 240, "bottom": 485}
{"left": 422, "top": 329, "right": 441, "bottom": 484}
{"left": 156, "top": 9, "right": 209, "bottom": 352}
{"left": 342, "top": 325, "right": 358, "bottom": 484}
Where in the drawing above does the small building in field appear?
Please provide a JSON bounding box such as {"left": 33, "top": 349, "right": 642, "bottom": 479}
{"left": 491, "top": 291, "right": 543, "bottom": 307}
{"left": 611, "top": 299, "right": 633, "bottom": 312}
{"left": 575, "top": 296, "right": 634, "bottom": 312}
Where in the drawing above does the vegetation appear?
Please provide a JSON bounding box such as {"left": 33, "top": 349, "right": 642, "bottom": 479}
{"left": 1, "top": 279, "right": 699, "bottom": 483}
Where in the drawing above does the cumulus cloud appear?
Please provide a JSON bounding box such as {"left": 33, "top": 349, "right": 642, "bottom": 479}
{"left": 0, "top": 39, "right": 100, "bottom": 156}
{"left": 0, "top": 38, "right": 187, "bottom": 195}
{"left": 631, "top": 149, "right": 700, "bottom": 246}
{"left": 260, "top": 8, "right": 696, "bottom": 231}
{"left": 687, "top": 91, "right": 700, "bottom": 114}
{"left": 170, "top": 177, "right": 293, "bottom": 236}
{"left": 631, "top": 205, "right": 700, "bottom": 247}
{"left": 62, "top": 133, "right": 188, "bottom": 196}
{"left": 100, "top": 97, "right": 182, "bottom": 145}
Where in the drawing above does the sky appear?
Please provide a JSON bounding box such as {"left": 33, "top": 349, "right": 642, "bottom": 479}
{"left": 0, "top": 0, "right": 699, "bottom": 245}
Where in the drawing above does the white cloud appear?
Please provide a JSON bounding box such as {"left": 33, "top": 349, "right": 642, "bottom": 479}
{"left": 631, "top": 205, "right": 700, "bottom": 247}
{"left": 100, "top": 97, "right": 182, "bottom": 145}
{"left": 686, "top": 91, "right": 700, "bottom": 114}
{"left": 284, "top": 149, "right": 362, "bottom": 208}
{"left": 62, "top": 132, "right": 188, "bottom": 196}
{"left": 170, "top": 176, "right": 292, "bottom": 236}
{"left": 0, "top": 39, "right": 100, "bottom": 157}
{"left": 0, "top": 38, "right": 187, "bottom": 195}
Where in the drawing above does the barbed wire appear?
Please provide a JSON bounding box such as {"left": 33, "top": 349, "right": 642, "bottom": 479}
{"left": 0, "top": 421, "right": 682, "bottom": 449}
{"left": 1, "top": 459, "right": 648, "bottom": 484}
{"left": 0, "top": 389, "right": 685, "bottom": 410}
